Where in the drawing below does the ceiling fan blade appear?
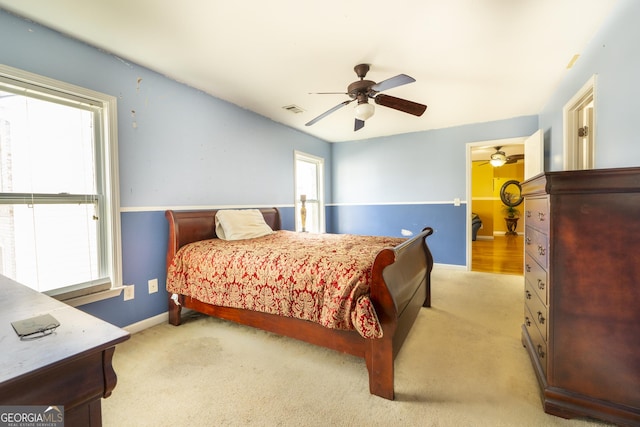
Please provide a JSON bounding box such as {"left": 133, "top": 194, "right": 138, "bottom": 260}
{"left": 370, "top": 74, "right": 415, "bottom": 93}
{"left": 506, "top": 154, "right": 525, "bottom": 164}
{"left": 305, "top": 99, "right": 354, "bottom": 126}
{"left": 374, "top": 94, "right": 427, "bottom": 116}
{"left": 354, "top": 118, "right": 365, "bottom": 131}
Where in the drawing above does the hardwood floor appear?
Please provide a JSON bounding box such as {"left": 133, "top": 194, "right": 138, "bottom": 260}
{"left": 472, "top": 235, "right": 523, "bottom": 275}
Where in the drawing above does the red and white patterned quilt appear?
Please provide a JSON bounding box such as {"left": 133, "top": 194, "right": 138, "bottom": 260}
{"left": 166, "top": 230, "right": 406, "bottom": 339}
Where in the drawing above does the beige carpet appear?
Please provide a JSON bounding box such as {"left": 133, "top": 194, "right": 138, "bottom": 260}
{"left": 102, "top": 267, "right": 612, "bottom": 427}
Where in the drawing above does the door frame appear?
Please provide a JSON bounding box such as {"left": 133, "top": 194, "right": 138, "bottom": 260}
{"left": 563, "top": 74, "right": 597, "bottom": 170}
{"left": 466, "top": 137, "right": 525, "bottom": 270}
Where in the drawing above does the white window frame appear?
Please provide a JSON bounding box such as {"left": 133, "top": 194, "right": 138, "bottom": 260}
{"left": 0, "top": 64, "right": 122, "bottom": 306}
{"left": 294, "top": 150, "right": 325, "bottom": 233}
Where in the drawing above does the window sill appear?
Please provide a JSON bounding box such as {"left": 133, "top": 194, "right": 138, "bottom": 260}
{"left": 62, "top": 286, "right": 125, "bottom": 307}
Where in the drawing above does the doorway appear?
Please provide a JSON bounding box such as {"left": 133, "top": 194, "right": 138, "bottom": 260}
{"left": 467, "top": 139, "right": 525, "bottom": 274}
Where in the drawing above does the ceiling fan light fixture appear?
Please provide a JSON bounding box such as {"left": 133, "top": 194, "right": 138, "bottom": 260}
{"left": 354, "top": 102, "right": 375, "bottom": 121}
{"left": 490, "top": 151, "right": 507, "bottom": 167}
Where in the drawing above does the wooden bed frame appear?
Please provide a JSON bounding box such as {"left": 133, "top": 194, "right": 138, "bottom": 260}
{"left": 165, "top": 208, "right": 434, "bottom": 400}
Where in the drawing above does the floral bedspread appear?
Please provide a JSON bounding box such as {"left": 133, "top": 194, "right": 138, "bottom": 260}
{"left": 166, "top": 230, "right": 406, "bottom": 339}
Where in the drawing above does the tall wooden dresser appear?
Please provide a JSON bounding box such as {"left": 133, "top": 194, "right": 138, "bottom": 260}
{"left": 521, "top": 167, "right": 640, "bottom": 427}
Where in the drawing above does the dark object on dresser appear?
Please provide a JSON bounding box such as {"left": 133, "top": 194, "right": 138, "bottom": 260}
{"left": 521, "top": 167, "right": 640, "bottom": 427}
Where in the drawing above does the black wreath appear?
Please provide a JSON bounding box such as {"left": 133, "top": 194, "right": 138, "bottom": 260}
{"left": 500, "top": 180, "right": 523, "bottom": 207}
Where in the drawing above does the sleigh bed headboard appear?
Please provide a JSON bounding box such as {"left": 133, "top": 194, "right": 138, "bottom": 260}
{"left": 165, "top": 208, "right": 282, "bottom": 268}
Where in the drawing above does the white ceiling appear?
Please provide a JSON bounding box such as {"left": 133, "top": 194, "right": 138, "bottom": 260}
{"left": 0, "top": 0, "right": 619, "bottom": 143}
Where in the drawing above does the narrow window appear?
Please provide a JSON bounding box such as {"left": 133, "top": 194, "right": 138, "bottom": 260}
{"left": 0, "top": 65, "right": 121, "bottom": 301}
{"left": 294, "top": 151, "right": 325, "bottom": 233}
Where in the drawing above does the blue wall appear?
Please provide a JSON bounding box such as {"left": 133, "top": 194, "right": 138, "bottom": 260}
{"left": 328, "top": 204, "right": 466, "bottom": 265}
{"left": 2, "top": 0, "right": 639, "bottom": 328}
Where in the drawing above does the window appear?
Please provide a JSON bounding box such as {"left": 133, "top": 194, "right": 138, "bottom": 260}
{"left": 294, "top": 151, "right": 324, "bottom": 233}
{"left": 0, "top": 65, "right": 121, "bottom": 303}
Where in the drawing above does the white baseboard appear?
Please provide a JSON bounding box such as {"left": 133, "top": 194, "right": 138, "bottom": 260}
{"left": 123, "top": 309, "right": 197, "bottom": 334}
{"left": 123, "top": 312, "right": 168, "bottom": 334}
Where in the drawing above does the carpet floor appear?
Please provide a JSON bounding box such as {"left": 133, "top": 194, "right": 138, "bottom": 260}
{"left": 102, "top": 267, "right": 613, "bottom": 427}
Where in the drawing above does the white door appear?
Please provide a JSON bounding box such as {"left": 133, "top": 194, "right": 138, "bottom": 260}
{"left": 524, "top": 129, "right": 544, "bottom": 180}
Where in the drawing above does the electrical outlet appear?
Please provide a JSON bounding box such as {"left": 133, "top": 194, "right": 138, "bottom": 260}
{"left": 148, "top": 278, "right": 158, "bottom": 294}
{"left": 123, "top": 284, "right": 135, "bottom": 301}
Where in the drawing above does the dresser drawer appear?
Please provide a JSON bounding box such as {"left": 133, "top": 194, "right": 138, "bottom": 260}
{"left": 525, "top": 226, "right": 548, "bottom": 268}
{"left": 524, "top": 304, "right": 548, "bottom": 375}
{"left": 524, "top": 253, "right": 548, "bottom": 305}
{"left": 524, "top": 197, "right": 549, "bottom": 233}
{"left": 525, "top": 281, "right": 548, "bottom": 342}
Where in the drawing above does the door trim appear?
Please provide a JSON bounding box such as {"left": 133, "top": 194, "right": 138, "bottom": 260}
{"left": 563, "top": 74, "right": 597, "bottom": 170}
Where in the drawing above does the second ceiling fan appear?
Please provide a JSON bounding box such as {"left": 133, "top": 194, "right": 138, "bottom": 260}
{"left": 481, "top": 146, "right": 525, "bottom": 167}
{"left": 305, "top": 64, "right": 427, "bottom": 131}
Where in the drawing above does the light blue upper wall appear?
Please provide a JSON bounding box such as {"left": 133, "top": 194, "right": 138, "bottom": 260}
{"left": 118, "top": 79, "right": 328, "bottom": 207}
{"left": 0, "top": 9, "right": 331, "bottom": 209}
{"left": 539, "top": 0, "right": 640, "bottom": 170}
{"left": 331, "top": 115, "right": 538, "bottom": 204}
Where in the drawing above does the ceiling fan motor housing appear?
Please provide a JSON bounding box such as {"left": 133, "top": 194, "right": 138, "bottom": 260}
{"left": 348, "top": 80, "right": 376, "bottom": 101}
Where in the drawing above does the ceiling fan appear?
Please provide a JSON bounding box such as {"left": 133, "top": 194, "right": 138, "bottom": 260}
{"left": 480, "top": 146, "right": 525, "bottom": 167}
{"left": 305, "top": 64, "right": 427, "bottom": 131}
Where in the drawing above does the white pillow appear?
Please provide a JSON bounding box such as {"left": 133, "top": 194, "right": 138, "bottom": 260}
{"left": 215, "top": 209, "right": 274, "bottom": 241}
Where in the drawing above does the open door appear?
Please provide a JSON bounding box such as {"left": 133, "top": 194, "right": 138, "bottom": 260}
{"left": 524, "top": 129, "right": 544, "bottom": 180}
{"left": 468, "top": 129, "right": 542, "bottom": 273}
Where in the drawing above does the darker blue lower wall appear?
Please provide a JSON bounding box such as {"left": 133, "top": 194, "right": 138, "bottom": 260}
{"left": 327, "top": 204, "right": 466, "bottom": 266}
{"left": 80, "top": 211, "right": 169, "bottom": 327}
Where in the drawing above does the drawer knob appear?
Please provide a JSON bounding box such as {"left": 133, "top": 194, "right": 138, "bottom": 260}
{"left": 537, "top": 311, "right": 546, "bottom": 325}
{"left": 538, "top": 245, "right": 546, "bottom": 256}
{"left": 526, "top": 264, "right": 532, "bottom": 272}
{"left": 526, "top": 237, "right": 532, "bottom": 245}
{"left": 537, "top": 279, "right": 545, "bottom": 290}
{"left": 525, "top": 290, "right": 532, "bottom": 300}
{"left": 526, "top": 210, "right": 532, "bottom": 218}
{"left": 525, "top": 316, "right": 531, "bottom": 327}
{"left": 538, "top": 212, "right": 546, "bottom": 221}
{"left": 537, "top": 344, "right": 546, "bottom": 358}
